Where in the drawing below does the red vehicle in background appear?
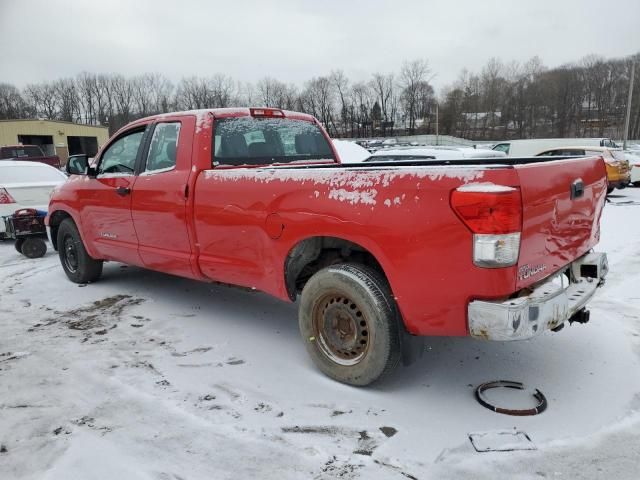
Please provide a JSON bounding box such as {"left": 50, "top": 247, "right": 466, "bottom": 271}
{"left": 0, "top": 145, "right": 61, "bottom": 169}
{"left": 46, "top": 108, "right": 609, "bottom": 386}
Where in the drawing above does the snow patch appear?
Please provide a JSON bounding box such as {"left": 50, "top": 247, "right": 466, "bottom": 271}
{"left": 328, "top": 188, "right": 377, "bottom": 206}
{"left": 204, "top": 165, "right": 485, "bottom": 191}
{"left": 203, "top": 166, "right": 485, "bottom": 207}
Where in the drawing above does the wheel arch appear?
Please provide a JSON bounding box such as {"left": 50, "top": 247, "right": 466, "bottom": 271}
{"left": 48, "top": 209, "right": 74, "bottom": 251}
{"left": 283, "top": 235, "right": 390, "bottom": 302}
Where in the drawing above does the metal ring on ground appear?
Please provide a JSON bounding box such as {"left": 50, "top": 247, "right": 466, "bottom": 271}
{"left": 476, "top": 380, "right": 547, "bottom": 416}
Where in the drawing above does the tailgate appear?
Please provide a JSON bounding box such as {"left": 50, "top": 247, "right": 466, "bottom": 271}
{"left": 514, "top": 156, "right": 607, "bottom": 289}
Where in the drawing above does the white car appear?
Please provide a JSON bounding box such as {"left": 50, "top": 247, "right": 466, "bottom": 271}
{"left": 626, "top": 151, "right": 640, "bottom": 186}
{"left": 332, "top": 140, "right": 371, "bottom": 163}
{"left": 0, "top": 161, "right": 67, "bottom": 237}
{"left": 492, "top": 138, "right": 620, "bottom": 157}
{"left": 365, "top": 146, "right": 507, "bottom": 162}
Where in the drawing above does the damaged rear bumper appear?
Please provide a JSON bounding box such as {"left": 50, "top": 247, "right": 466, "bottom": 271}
{"left": 468, "top": 252, "right": 608, "bottom": 341}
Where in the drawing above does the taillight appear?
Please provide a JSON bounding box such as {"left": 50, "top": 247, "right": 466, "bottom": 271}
{"left": 451, "top": 184, "right": 522, "bottom": 268}
{"left": 0, "top": 188, "right": 16, "bottom": 204}
{"left": 250, "top": 108, "right": 285, "bottom": 118}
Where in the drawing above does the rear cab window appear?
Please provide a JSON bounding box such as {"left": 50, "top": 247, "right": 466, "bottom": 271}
{"left": 144, "top": 122, "right": 181, "bottom": 174}
{"left": 213, "top": 116, "right": 335, "bottom": 166}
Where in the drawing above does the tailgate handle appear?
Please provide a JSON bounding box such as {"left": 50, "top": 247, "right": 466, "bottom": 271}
{"left": 570, "top": 179, "right": 584, "bottom": 200}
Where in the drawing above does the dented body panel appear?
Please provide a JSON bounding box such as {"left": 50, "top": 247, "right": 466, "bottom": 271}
{"left": 514, "top": 157, "right": 608, "bottom": 290}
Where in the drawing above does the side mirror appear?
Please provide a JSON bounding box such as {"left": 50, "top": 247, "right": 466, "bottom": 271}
{"left": 66, "top": 154, "right": 89, "bottom": 175}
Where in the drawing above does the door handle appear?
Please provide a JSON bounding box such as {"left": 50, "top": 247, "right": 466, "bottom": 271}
{"left": 570, "top": 179, "right": 584, "bottom": 200}
{"left": 115, "top": 186, "right": 131, "bottom": 197}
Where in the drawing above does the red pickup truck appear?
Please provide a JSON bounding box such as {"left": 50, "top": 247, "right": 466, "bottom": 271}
{"left": 47, "top": 108, "right": 609, "bottom": 386}
{"left": 0, "top": 145, "right": 61, "bottom": 169}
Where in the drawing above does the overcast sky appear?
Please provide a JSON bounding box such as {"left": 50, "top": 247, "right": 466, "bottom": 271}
{"left": 1, "top": 0, "right": 638, "bottom": 92}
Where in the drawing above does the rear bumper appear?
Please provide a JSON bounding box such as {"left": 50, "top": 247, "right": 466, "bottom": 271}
{"left": 468, "top": 252, "right": 608, "bottom": 341}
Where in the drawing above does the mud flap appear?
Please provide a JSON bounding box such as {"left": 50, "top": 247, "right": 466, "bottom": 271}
{"left": 400, "top": 330, "right": 425, "bottom": 366}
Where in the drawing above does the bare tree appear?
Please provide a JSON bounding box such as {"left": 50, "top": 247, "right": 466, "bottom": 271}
{"left": 400, "top": 59, "right": 431, "bottom": 133}
{"left": 370, "top": 73, "right": 394, "bottom": 135}
{"left": 53, "top": 78, "right": 80, "bottom": 122}
{"left": 0, "top": 83, "right": 29, "bottom": 119}
{"left": 301, "top": 77, "right": 336, "bottom": 135}
{"left": 330, "top": 70, "right": 349, "bottom": 136}
{"left": 24, "top": 82, "right": 59, "bottom": 119}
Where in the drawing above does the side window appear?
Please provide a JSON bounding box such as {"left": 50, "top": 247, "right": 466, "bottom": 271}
{"left": 537, "top": 150, "right": 556, "bottom": 156}
{"left": 493, "top": 143, "right": 510, "bottom": 154}
{"left": 98, "top": 130, "right": 145, "bottom": 175}
{"left": 145, "top": 122, "right": 181, "bottom": 173}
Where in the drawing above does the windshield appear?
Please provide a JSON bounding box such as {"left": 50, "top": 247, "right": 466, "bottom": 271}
{"left": 0, "top": 146, "right": 44, "bottom": 159}
{"left": 213, "top": 117, "right": 335, "bottom": 166}
{"left": 492, "top": 143, "right": 510, "bottom": 154}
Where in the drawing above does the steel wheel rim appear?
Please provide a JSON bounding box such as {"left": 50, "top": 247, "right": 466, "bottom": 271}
{"left": 62, "top": 234, "right": 79, "bottom": 273}
{"left": 312, "top": 292, "right": 370, "bottom": 366}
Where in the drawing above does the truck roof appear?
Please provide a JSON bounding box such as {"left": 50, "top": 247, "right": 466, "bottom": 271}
{"left": 134, "top": 108, "right": 317, "bottom": 125}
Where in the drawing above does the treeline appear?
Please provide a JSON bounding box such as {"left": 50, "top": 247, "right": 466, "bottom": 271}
{"left": 0, "top": 53, "right": 638, "bottom": 140}
{"left": 440, "top": 54, "right": 640, "bottom": 140}
{"left": 0, "top": 61, "right": 432, "bottom": 139}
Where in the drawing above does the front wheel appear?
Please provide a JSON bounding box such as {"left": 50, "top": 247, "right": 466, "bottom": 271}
{"left": 57, "top": 218, "right": 103, "bottom": 283}
{"left": 299, "top": 264, "right": 401, "bottom": 386}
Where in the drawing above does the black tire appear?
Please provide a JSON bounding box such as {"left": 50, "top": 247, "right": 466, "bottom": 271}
{"left": 14, "top": 238, "right": 25, "bottom": 254}
{"left": 606, "top": 186, "right": 614, "bottom": 194}
{"left": 57, "top": 218, "right": 103, "bottom": 283}
{"left": 299, "top": 263, "right": 401, "bottom": 386}
{"left": 633, "top": 181, "right": 640, "bottom": 187}
{"left": 20, "top": 238, "right": 47, "bottom": 258}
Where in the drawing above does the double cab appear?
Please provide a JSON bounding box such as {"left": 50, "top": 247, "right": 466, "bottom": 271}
{"left": 47, "top": 108, "right": 609, "bottom": 386}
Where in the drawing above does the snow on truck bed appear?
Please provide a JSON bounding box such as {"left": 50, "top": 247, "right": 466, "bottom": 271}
{"left": 1, "top": 190, "right": 640, "bottom": 479}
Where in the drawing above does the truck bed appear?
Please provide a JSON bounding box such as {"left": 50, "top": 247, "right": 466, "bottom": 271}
{"left": 194, "top": 155, "right": 607, "bottom": 336}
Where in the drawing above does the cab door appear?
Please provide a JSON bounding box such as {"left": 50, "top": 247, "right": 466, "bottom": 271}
{"left": 130, "top": 118, "right": 196, "bottom": 278}
{"left": 79, "top": 126, "right": 148, "bottom": 266}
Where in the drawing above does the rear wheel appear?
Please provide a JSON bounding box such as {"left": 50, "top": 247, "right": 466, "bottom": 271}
{"left": 21, "top": 238, "right": 47, "bottom": 258}
{"left": 57, "top": 218, "right": 103, "bottom": 283}
{"left": 299, "top": 263, "right": 401, "bottom": 386}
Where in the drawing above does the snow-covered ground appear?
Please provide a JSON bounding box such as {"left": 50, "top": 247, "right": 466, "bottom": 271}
{"left": 1, "top": 189, "right": 639, "bottom": 480}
